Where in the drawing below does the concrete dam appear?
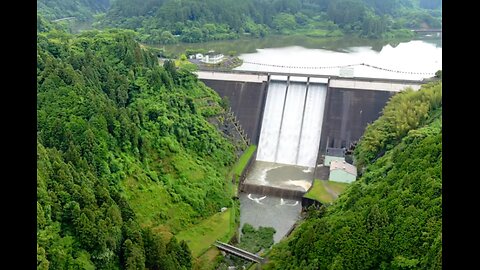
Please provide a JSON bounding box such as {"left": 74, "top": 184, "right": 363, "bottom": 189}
{"left": 198, "top": 70, "right": 423, "bottom": 199}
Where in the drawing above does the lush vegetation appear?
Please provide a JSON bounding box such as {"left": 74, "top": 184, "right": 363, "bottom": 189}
{"left": 177, "top": 209, "right": 233, "bottom": 257}
{"left": 37, "top": 17, "right": 243, "bottom": 269}
{"left": 174, "top": 54, "right": 199, "bottom": 72}
{"left": 238, "top": 223, "right": 276, "bottom": 254}
{"left": 233, "top": 145, "right": 257, "bottom": 180}
{"left": 354, "top": 81, "right": 442, "bottom": 169}
{"left": 263, "top": 81, "right": 442, "bottom": 269}
{"left": 97, "top": 0, "right": 441, "bottom": 44}
{"left": 37, "top": 0, "right": 110, "bottom": 22}
{"left": 303, "top": 179, "right": 349, "bottom": 204}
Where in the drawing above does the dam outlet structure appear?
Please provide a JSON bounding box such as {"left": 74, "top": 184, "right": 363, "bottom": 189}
{"left": 197, "top": 70, "right": 424, "bottom": 242}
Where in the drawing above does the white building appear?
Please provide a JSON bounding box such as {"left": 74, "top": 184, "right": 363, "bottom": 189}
{"left": 329, "top": 160, "right": 357, "bottom": 183}
{"left": 200, "top": 52, "right": 224, "bottom": 64}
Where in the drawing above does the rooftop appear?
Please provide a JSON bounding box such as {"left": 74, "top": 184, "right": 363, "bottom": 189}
{"left": 206, "top": 50, "right": 222, "bottom": 56}
{"left": 330, "top": 160, "right": 357, "bottom": 176}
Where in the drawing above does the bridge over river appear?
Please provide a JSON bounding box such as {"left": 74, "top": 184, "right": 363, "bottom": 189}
{"left": 214, "top": 241, "right": 264, "bottom": 263}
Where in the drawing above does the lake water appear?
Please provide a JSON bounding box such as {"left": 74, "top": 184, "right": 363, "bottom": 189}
{"left": 235, "top": 39, "right": 442, "bottom": 80}
{"left": 164, "top": 34, "right": 441, "bottom": 80}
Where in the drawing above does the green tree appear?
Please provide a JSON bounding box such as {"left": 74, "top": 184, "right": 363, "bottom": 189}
{"left": 272, "top": 13, "right": 297, "bottom": 31}
{"left": 123, "top": 239, "right": 146, "bottom": 270}
{"left": 160, "top": 30, "right": 177, "bottom": 44}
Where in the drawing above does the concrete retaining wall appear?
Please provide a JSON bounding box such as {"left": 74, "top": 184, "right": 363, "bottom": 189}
{"left": 239, "top": 184, "right": 305, "bottom": 200}
{"left": 200, "top": 79, "right": 268, "bottom": 144}
{"left": 318, "top": 87, "right": 394, "bottom": 158}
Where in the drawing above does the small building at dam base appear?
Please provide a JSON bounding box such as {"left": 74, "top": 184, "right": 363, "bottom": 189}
{"left": 329, "top": 160, "right": 357, "bottom": 183}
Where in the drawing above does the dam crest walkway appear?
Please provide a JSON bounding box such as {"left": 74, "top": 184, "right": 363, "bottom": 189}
{"left": 196, "top": 70, "right": 424, "bottom": 92}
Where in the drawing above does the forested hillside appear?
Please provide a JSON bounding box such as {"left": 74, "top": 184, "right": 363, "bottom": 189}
{"left": 37, "top": 21, "right": 239, "bottom": 269}
{"left": 99, "top": 0, "right": 442, "bottom": 44}
{"left": 37, "top": 0, "right": 110, "bottom": 22}
{"left": 263, "top": 81, "right": 442, "bottom": 269}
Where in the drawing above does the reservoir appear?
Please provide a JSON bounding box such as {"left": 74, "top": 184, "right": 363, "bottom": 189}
{"left": 235, "top": 39, "right": 442, "bottom": 81}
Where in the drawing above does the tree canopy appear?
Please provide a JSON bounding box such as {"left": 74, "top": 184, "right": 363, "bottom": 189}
{"left": 97, "top": 0, "right": 441, "bottom": 43}
{"left": 37, "top": 21, "right": 238, "bottom": 269}
{"left": 37, "top": 0, "right": 110, "bottom": 22}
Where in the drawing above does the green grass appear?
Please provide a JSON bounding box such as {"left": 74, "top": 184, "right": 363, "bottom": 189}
{"left": 233, "top": 145, "right": 257, "bottom": 178}
{"left": 188, "top": 199, "right": 239, "bottom": 269}
{"left": 327, "top": 181, "right": 350, "bottom": 195}
{"left": 176, "top": 209, "right": 233, "bottom": 257}
{"left": 193, "top": 247, "right": 221, "bottom": 270}
{"left": 304, "top": 29, "right": 329, "bottom": 37}
{"left": 121, "top": 150, "right": 221, "bottom": 234}
{"left": 303, "top": 179, "right": 349, "bottom": 204}
{"left": 175, "top": 58, "right": 199, "bottom": 72}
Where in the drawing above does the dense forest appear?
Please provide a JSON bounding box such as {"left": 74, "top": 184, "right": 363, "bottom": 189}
{"left": 98, "top": 0, "right": 442, "bottom": 44}
{"left": 263, "top": 81, "right": 442, "bottom": 269}
{"left": 37, "top": 17, "right": 241, "bottom": 269}
{"left": 37, "top": 0, "right": 110, "bottom": 22}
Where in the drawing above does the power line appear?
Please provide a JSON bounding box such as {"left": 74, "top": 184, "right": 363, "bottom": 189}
{"left": 242, "top": 61, "right": 435, "bottom": 75}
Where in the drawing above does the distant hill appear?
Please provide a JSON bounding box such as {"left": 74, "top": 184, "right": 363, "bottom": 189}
{"left": 98, "top": 0, "right": 442, "bottom": 43}
{"left": 37, "top": 0, "right": 110, "bottom": 22}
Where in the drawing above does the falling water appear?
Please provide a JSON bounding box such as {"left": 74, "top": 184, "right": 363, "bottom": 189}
{"left": 276, "top": 82, "right": 307, "bottom": 165}
{"left": 256, "top": 80, "right": 327, "bottom": 168}
{"left": 297, "top": 83, "right": 327, "bottom": 167}
{"left": 256, "top": 81, "right": 287, "bottom": 163}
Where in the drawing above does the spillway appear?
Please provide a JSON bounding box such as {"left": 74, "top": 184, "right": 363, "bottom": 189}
{"left": 296, "top": 83, "right": 327, "bottom": 167}
{"left": 256, "top": 81, "right": 287, "bottom": 163}
{"left": 276, "top": 82, "right": 307, "bottom": 165}
{"left": 256, "top": 80, "right": 327, "bottom": 168}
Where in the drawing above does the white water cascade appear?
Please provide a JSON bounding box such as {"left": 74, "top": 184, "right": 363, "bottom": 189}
{"left": 256, "top": 81, "right": 287, "bottom": 163}
{"left": 275, "top": 82, "right": 307, "bottom": 165}
{"left": 296, "top": 83, "right": 327, "bottom": 167}
{"left": 256, "top": 80, "right": 327, "bottom": 168}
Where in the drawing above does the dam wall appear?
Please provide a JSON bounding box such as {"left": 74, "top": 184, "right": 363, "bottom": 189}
{"left": 199, "top": 71, "right": 421, "bottom": 198}
{"left": 200, "top": 79, "right": 268, "bottom": 145}
{"left": 317, "top": 86, "right": 395, "bottom": 158}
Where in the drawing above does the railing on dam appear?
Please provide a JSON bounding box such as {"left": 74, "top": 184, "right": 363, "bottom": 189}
{"left": 196, "top": 69, "right": 428, "bottom": 85}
